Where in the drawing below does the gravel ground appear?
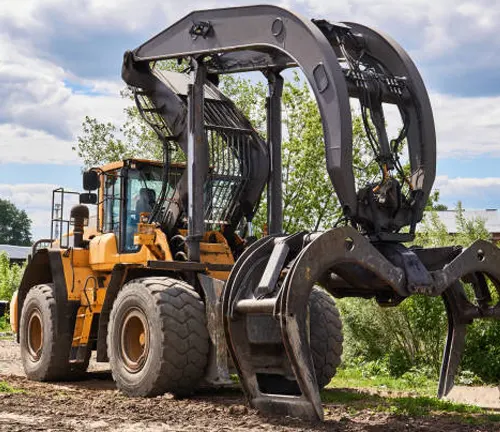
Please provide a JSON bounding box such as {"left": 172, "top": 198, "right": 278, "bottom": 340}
{"left": 0, "top": 340, "right": 498, "bottom": 431}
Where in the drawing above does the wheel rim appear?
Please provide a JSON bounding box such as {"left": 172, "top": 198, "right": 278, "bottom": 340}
{"left": 27, "top": 309, "right": 43, "bottom": 361}
{"left": 120, "top": 307, "right": 150, "bottom": 373}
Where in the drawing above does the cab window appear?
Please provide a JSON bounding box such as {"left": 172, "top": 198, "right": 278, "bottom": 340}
{"left": 103, "top": 170, "right": 121, "bottom": 235}
{"left": 123, "top": 165, "right": 165, "bottom": 252}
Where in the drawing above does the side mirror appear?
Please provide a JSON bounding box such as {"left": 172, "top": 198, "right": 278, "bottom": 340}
{"left": 80, "top": 193, "right": 98, "bottom": 205}
{"left": 83, "top": 170, "right": 100, "bottom": 191}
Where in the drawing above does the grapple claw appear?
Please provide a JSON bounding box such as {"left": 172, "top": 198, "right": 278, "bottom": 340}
{"left": 438, "top": 282, "right": 470, "bottom": 398}
{"left": 223, "top": 227, "right": 413, "bottom": 420}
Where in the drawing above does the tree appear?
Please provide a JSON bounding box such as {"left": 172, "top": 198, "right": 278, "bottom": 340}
{"left": 0, "top": 199, "right": 32, "bottom": 246}
{"left": 426, "top": 190, "right": 448, "bottom": 211}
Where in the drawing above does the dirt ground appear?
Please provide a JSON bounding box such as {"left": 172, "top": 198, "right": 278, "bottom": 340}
{"left": 0, "top": 340, "right": 499, "bottom": 431}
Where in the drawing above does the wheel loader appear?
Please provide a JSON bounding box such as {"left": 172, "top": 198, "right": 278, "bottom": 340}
{"left": 11, "top": 4, "right": 500, "bottom": 422}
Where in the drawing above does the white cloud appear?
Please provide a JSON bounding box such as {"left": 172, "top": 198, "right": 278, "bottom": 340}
{"left": 0, "top": 31, "right": 128, "bottom": 163}
{"left": 293, "top": 0, "right": 500, "bottom": 54}
{"left": 0, "top": 0, "right": 246, "bottom": 36}
{"left": 435, "top": 175, "right": 500, "bottom": 207}
{"left": 0, "top": 183, "right": 61, "bottom": 239}
{"left": 0, "top": 32, "right": 127, "bottom": 129}
{"left": 431, "top": 93, "right": 500, "bottom": 158}
{"left": 0, "top": 125, "right": 77, "bottom": 164}
{"left": 366, "top": 91, "right": 500, "bottom": 159}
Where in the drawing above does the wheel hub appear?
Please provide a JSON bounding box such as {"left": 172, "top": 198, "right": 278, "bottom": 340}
{"left": 120, "top": 308, "right": 149, "bottom": 373}
{"left": 27, "top": 309, "right": 43, "bottom": 361}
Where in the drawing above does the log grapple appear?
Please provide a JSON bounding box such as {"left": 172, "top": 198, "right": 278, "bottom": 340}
{"left": 121, "top": 5, "right": 500, "bottom": 421}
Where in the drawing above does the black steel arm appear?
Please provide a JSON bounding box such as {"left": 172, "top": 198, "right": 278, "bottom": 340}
{"left": 123, "top": 5, "right": 437, "bottom": 237}
{"left": 123, "top": 5, "right": 355, "bottom": 221}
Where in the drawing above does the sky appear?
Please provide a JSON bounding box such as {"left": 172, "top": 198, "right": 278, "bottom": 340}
{"left": 1, "top": 0, "right": 500, "bottom": 240}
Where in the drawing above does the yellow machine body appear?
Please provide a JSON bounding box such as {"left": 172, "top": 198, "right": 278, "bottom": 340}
{"left": 14, "top": 158, "right": 235, "bottom": 359}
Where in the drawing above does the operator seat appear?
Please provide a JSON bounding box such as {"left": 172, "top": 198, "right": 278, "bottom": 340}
{"left": 136, "top": 188, "right": 156, "bottom": 215}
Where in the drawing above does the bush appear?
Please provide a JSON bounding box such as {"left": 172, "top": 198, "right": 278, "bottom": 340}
{"left": 0, "top": 252, "right": 24, "bottom": 301}
{"left": 338, "top": 295, "right": 446, "bottom": 378}
{"left": 339, "top": 203, "right": 500, "bottom": 383}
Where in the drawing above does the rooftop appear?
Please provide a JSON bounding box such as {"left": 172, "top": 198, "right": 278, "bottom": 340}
{"left": 0, "top": 244, "right": 31, "bottom": 261}
{"left": 422, "top": 209, "right": 500, "bottom": 234}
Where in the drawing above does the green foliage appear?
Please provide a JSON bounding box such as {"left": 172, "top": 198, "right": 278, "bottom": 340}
{"left": 219, "top": 74, "right": 266, "bottom": 131}
{"left": 0, "top": 381, "right": 22, "bottom": 394}
{"left": 426, "top": 190, "right": 448, "bottom": 211}
{"left": 0, "top": 199, "right": 32, "bottom": 246}
{"left": 73, "top": 114, "right": 163, "bottom": 169}
{"left": 0, "top": 315, "right": 10, "bottom": 333}
{"left": 0, "top": 252, "right": 23, "bottom": 301}
{"left": 330, "top": 363, "right": 437, "bottom": 395}
{"left": 338, "top": 295, "right": 447, "bottom": 378}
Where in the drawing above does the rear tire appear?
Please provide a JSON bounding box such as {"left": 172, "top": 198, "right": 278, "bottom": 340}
{"left": 309, "top": 287, "right": 343, "bottom": 390}
{"left": 20, "top": 284, "right": 86, "bottom": 381}
{"left": 108, "top": 277, "right": 209, "bottom": 397}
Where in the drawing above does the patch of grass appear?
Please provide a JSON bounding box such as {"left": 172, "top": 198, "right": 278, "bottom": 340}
{"left": 321, "top": 385, "right": 500, "bottom": 425}
{"left": 379, "top": 395, "right": 483, "bottom": 416}
{"left": 0, "top": 381, "right": 23, "bottom": 394}
{"left": 329, "top": 366, "right": 436, "bottom": 396}
{"left": 321, "top": 389, "right": 366, "bottom": 404}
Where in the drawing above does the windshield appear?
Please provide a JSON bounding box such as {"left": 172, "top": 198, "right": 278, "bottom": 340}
{"left": 124, "top": 164, "right": 165, "bottom": 252}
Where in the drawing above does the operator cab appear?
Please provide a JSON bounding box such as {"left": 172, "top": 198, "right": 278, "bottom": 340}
{"left": 83, "top": 159, "right": 184, "bottom": 253}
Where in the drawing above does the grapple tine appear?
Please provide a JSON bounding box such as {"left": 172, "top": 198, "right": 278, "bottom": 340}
{"left": 438, "top": 282, "right": 470, "bottom": 398}
{"left": 438, "top": 320, "right": 467, "bottom": 398}
{"left": 429, "top": 243, "right": 500, "bottom": 398}
{"left": 278, "top": 283, "right": 323, "bottom": 420}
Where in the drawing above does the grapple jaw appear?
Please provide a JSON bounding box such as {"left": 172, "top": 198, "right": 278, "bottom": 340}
{"left": 223, "top": 228, "right": 500, "bottom": 420}
{"left": 223, "top": 227, "right": 408, "bottom": 421}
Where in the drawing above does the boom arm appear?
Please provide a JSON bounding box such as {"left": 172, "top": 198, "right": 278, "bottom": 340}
{"left": 122, "top": 4, "right": 436, "bottom": 237}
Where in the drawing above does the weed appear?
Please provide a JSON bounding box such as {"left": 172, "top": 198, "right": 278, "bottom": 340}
{"left": 0, "top": 381, "right": 23, "bottom": 394}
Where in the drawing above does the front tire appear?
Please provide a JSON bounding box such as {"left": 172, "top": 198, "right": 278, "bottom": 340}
{"left": 20, "top": 284, "right": 83, "bottom": 381}
{"left": 108, "top": 277, "right": 209, "bottom": 397}
{"left": 310, "top": 287, "right": 343, "bottom": 390}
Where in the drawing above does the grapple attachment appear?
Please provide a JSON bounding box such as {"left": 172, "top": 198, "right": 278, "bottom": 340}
{"left": 121, "top": 4, "right": 500, "bottom": 422}
{"left": 223, "top": 227, "right": 405, "bottom": 420}
{"left": 224, "top": 228, "right": 500, "bottom": 420}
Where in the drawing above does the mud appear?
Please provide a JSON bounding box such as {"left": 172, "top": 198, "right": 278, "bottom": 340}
{"left": 0, "top": 340, "right": 498, "bottom": 431}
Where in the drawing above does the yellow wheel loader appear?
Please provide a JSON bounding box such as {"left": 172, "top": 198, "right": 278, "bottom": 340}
{"left": 13, "top": 5, "right": 500, "bottom": 422}
{"left": 11, "top": 64, "right": 342, "bottom": 399}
